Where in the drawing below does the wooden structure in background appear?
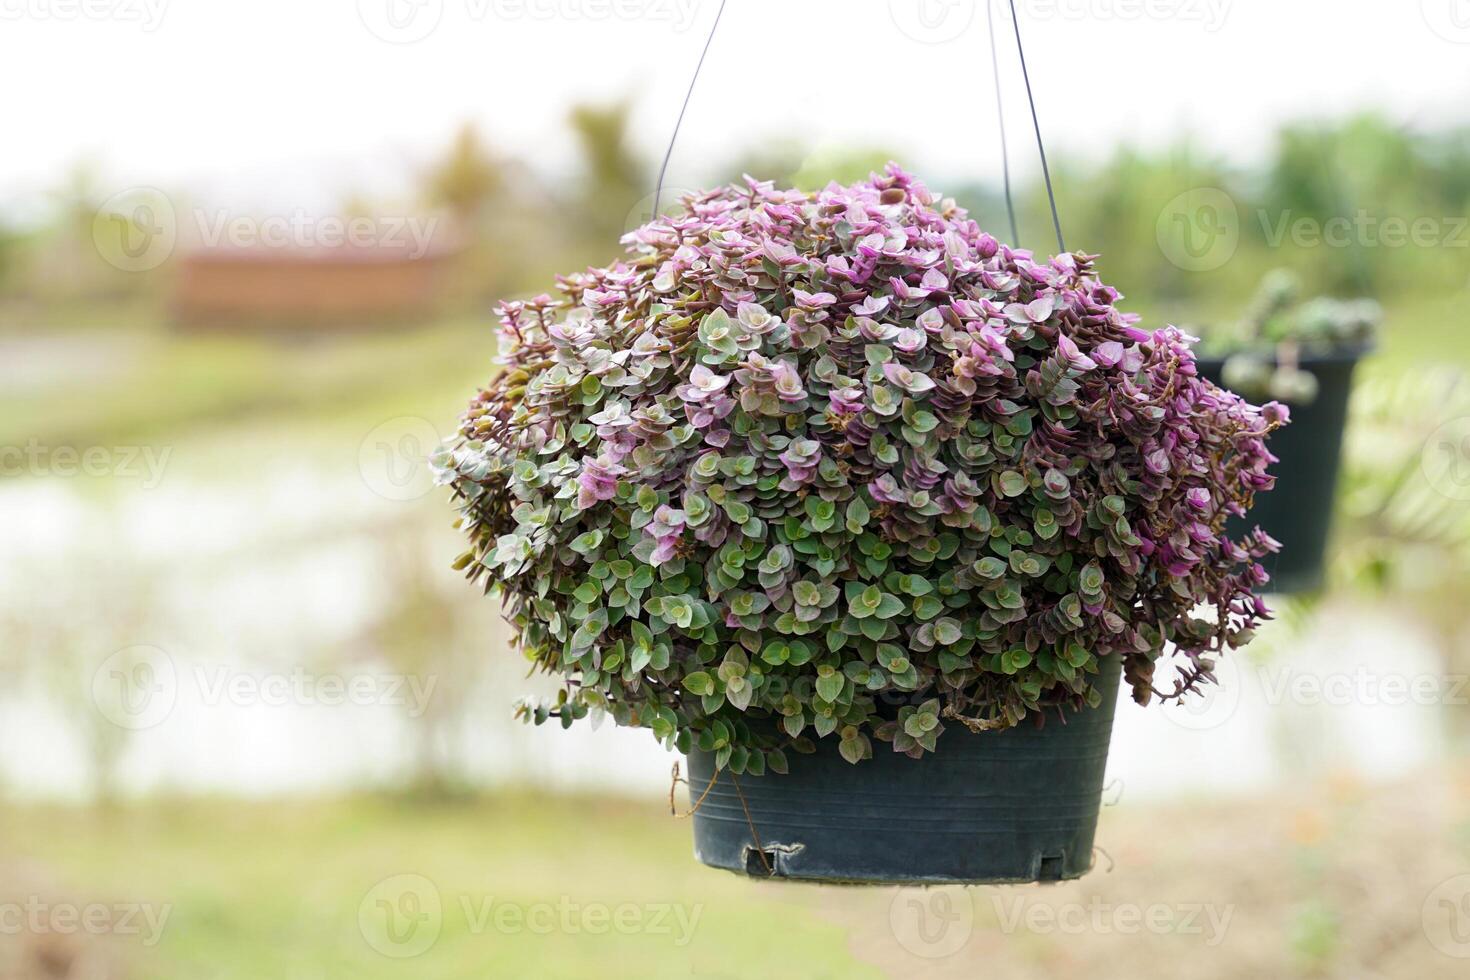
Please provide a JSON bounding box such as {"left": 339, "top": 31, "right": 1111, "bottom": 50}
{"left": 171, "top": 238, "right": 458, "bottom": 330}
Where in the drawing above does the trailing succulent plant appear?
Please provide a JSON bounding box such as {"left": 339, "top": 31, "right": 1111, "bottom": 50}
{"left": 1204, "top": 269, "right": 1380, "bottom": 404}
{"left": 435, "top": 166, "right": 1286, "bottom": 773}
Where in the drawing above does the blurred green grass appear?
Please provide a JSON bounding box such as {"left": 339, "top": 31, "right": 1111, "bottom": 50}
{"left": 0, "top": 794, "right": 880, "bottom": 980}
{"left": 0, "top": 309, "right": 495, "bottom": 454}
{"left": 6, "top": 771, "right": 1469, "bottom": 980}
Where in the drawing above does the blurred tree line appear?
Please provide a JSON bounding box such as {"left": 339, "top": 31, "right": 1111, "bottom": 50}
{"left": 1, "top": 108, "right": 1465, "bottom": 328}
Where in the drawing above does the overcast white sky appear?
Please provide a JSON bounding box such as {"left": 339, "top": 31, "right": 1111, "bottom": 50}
{"left": 3, "top": 0, "right": 1467, "bottom": 215}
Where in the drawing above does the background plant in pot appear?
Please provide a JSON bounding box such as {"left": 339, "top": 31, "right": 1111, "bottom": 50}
{"left": 436, "top": 166, "right": 1284, "bottom": 882}
{"left": 1193, "top": 270, "right": 1379, "bottom": 594}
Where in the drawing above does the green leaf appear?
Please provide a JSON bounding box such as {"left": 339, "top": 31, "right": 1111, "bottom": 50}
{"left": 974, "top": 556, "right": 1007, "bottom": 579}
{"left": 911, "top": 595, "right": 943, "bottom": 620}
{"left": 873, "top": 593, "right": 905, "bottom": 619}
{"left": 569, "top": 530, "right": 605, "bottom": 556}
{"left": 876, "top": 644, "right": 910, "bottom": 673}
{"left": 683, "top": 671, "right": 715, "bottom": 696}
{"left": 1001, "top": 648, "right": 1032, "bottom": 674}
{"left": 900, "top": 575, "right": 933, "bottom": 597}
{"left": 815, "top": 670, "right": 845, "bottom": 703}
{"left": 933, "top": 618, "right": 962, "bottom": 645}
{"left": 998, "top": 470, "right": 1027, "bottom": 497}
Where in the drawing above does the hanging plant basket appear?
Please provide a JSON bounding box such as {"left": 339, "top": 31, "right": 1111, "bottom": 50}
{"left": 435, "top": 167, "right": 1282, "bottom": 886}
{"left": 687, "top": 658, "right": 1121, "bottom": 883}
{"left": 1196, "top": 348, "right": 1365, "bottom": 594}
{"left": 1191, "top": 272, "right": 1379, "bottom": 594}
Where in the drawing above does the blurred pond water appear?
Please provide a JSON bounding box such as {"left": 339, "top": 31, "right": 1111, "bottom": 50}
{"left": 0, "top": 474, "right": 1452, "bottom": 804}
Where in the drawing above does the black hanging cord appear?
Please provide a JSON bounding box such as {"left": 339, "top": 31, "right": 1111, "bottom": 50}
{"left": 987, "top": 0, "right": 1020, "bottom": 247}
{"left": 1006, "top": 0, "right": 1066, "bottom": 255}
{"left": 653, "top": 0, "right": 728, "bottom": 219}
{"left": 653, "top": 0, "right": 1062, "bottom": 256}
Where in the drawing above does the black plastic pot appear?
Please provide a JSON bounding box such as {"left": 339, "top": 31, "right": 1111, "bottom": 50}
{"left": 686, "top": 658, "right": 1121, "bottom": 885}
{"left": 1196, "top": 348, "right": 1365, "bottom": 595}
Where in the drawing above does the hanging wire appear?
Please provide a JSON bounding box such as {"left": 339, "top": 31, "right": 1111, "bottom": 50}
{"left": 987, "top": 0, "right": 1020, "bottom": 247}
{"left": 654, "top": 0, "right": 1062, "bottom": 256}
{"left": 653, "top": 0, "right": 729, "bottom": 219}
{"left": 1005, "top": 0, "right": 1066, "bottom": 255}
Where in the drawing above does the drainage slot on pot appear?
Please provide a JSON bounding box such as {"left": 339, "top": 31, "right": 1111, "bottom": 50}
{"left": 742, "top": 842, "right": 804, "bottom": 877}
{"left": 1037, "top": 854, "right": 1066, "bottom": 882}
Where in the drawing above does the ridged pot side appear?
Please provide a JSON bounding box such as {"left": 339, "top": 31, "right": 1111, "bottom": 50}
{"left": 686, "top": 657, "right": 1123, "bottom": 885}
